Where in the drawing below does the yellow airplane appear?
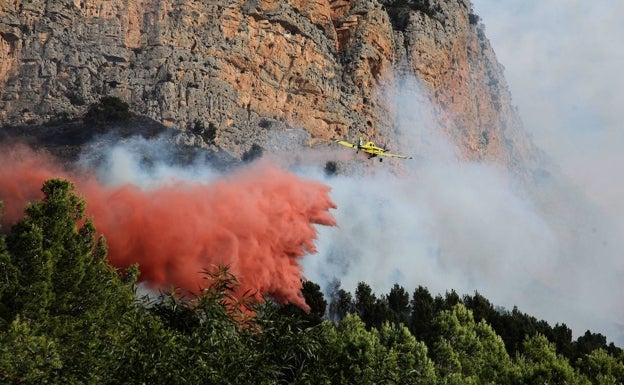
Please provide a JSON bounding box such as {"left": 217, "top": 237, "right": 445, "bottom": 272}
{"left": 335, "top": 137, "right": 413, "bottom": 162}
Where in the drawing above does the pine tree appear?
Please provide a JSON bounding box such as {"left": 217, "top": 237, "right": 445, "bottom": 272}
{"left": 1, "top": 179, "right": 137, "bottom": 382}
{"left": 410, "top": 285, "right": 435, "bottom": 344}
{"left": 386, "top": 283, "right": 410, "bottom": 326}
{"left": 431, "top": 304, "right": 518, "bottom": 383}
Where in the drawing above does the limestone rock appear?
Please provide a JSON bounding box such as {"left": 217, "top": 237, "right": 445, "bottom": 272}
{"left": 0, "top": 0, "right": 539, "bottom": 169}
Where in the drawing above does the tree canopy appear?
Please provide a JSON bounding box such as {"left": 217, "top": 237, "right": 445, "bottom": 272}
{"left": 0, "top": 178, "right": 622, "bottom": 383}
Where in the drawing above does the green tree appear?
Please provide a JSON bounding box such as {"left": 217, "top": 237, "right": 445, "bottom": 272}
{"left": 516, "top": 333, "right": 589, "bottom": 385}
{"left": 320, "top": 313, "right": 392, "bottom": 385}
{"left": 386, "top": 283, "right": 410, "bottom": 326}
{"left": 355, "top": 281, "right": 391, "bottom": 329}
{"left": 380, "top": 0, "right": 436, "bottom": 31}
{"left": 552, "top": 322, "right": 574, "bottom": 358}
{"left": 277, "top": 280, "right": 328, "bottom": 326}
{"left": 320, "top": 314, "right": 438, "bottom": 385}
{"left": 0, "top": 316, "right": 62, "bottom": 384}
{"left": 111, "top": 267, "right": 256, "bottom": 384}
{"left": 441, "top": 290, "right": 461, "bottom": 311}
{"left": 0, "top": 203, "right": 18, "bottom": 323}
{"left": 242, "top": 143, "right": 264, "bottom": 162}
{"left": 462, "top": 291, "right": 496, "bottom": 324}
{"left": 329, "top": 281, "right": 355, "bottom": 322}
{"left": 431, "top": 304, "right": 517, "bottom": 384}
{"left": 253, "top": 301, "right": 325, "bottom": 384}
{"left": 576, "top": 348, "right": 624, "bottom": 385}
{"left": 84, "top": 95, "right": 131, "bottom": 124}
{"left": 410, "top": 285, "right": 435, "bottom": 345}
{"left": 302, "top": 280, "right": 327, "bottom": 321}
{"left": 573, "top": 331, "right": 619, "bottom": 362}
{"left": 1, "top": 179, "right": 138, "bottom": 383}
{"left": 377, "top": 321, "right": 437, "bottom": 384}
{"left": 324, "top": 160, "right": 339, "bottom": 176}
{"left": 355, "top": 282, "right": 376, "bottom": 323}
{"left": 109, "top": 300, "right": 192, "bottom": 385}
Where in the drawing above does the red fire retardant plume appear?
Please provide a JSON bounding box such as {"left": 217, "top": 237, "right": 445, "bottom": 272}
{"left": 0, "top": 144, "right": 336, "bottom": 310}
{"left": 0, "top": 143, "right": 70, "bottom": 222}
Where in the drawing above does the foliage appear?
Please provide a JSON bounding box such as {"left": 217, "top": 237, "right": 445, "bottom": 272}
{"left": 0, "top": 204, "right": 17, "bottom": 323}
{"left": 387, "top": 283, "right": 410, "bottom": 326}
{"left": 188, "top": 119, "right": 217, "bottom": 144}
{"left": 84, "top": 95, "right": 131, "bottom": 124}
{"left": 328, "top": 279, "right": 356, "bottom": 321}
{"left": 253, "top": 301, "right": 326, "bottom": 384}
{"left": 516, "top": 334, "right": 588, "bottom": 385}
{"left": 430, "top": 304, "right": 517, "bottom": 384}
{"left": 242, "top": 143, "right": 264, "bottom": 162}
{"left": 0, "top": 179, "right": 137, "bottom": 383}
{"left": 0, "top": 179, "right": 622, "bottom": 383}
{"left": 469, "top": 13, "right": 481, "bottom": 25}
{"left": 380, "top": 0, "right": 437, "bottom": 31}
{"left": 576, "top": 348, "right": 624, "bottom": 385}
{"left": 355, "top": 281, "right": 392, "bottom": 330}
{"left": 316, "top": 313, "right": 436, "bottom": 385}
{"left": 321, "top": 314, "right": 393, "bottom": 384}
{"left": 377, "top": 321, "right": 437, "bottom": 384}
{"left": 278, "top": 280, "right": 327, "bottom": 326}
{"left": 0, "top": 317, "right": 62, "bottom": 384}
{"left": 189, "top": 118, "right": 206, "bottom": 135}
{"left": 206, "top": 122, "right": 218, "bottom": 143}
{"left": 410, "top": 285, "right": 435, "bottom": 344}
{"left": 324, "top": 160, "right": 338, "bottom": 176}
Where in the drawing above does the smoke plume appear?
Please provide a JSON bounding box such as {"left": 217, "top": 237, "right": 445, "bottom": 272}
{"left": 0, "top": 142, "right": 336, "bottom": 310}
{"left": 301, "top": 74, "right": 624, "bottom": 345}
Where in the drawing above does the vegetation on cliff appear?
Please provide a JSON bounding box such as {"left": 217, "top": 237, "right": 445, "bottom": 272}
{"left": 83, "top": 96, "right": 131, "bottom": 125}
{"left": 0, "top": 179, "right": 623, "bottom": 384}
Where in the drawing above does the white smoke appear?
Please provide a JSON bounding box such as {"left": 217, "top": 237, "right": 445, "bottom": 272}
{"left": 77, "top": 132, "right": 220, "bottom": 188}
{"left": 469, "top": 0, "right": 624, "bottom": 343}
{"left": 300, "top": 74, "right": 624, "bottom": 345}
{"left": 471, "top": 0, "right": 624, "bottom": 234}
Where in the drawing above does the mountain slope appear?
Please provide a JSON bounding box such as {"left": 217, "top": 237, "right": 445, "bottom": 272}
{"left": 1, "top": 0, "right": 538, "bottom": 167}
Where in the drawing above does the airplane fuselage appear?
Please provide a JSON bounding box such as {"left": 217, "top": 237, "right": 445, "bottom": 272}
{"left": 335, "top": 138, "right": 412, "bottom": 160}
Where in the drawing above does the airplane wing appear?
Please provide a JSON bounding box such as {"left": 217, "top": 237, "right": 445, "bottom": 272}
{"left": 360, "top": 146, "right": 412, "bottom": 159}
{"left": 376, "top": 151, "right": 413, "bottom": 159}
{"left": 335, "top": 140, "right": 358, "bottom": 149}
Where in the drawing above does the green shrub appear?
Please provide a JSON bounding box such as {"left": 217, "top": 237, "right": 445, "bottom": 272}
{"left": 84, "top": 96, "right": 131, "bottom": 124}
{"left": 242, "top": 143, "right": 264, "bottom": 162}
{"left": 324, "top": 161, "right": 338, "bottom": 176}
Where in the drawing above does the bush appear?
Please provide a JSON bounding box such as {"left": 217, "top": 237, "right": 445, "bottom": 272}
{"left": 84, "top": 96, "right": 131, "bottom": 124}
{"left": 188, "top": 120, "right": 217, "bottom": 144}
{"left": 189, "top": 119, "right": 205, "bottom": 135}
{"left": 242, "top": 143, "right": 264, "bottom": 163}
{"left": 324, "top": 161, "right": 338, "bottom": 176}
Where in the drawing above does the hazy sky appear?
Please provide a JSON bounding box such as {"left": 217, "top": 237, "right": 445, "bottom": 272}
{"left": 471, "top": 0, "right": 624, "bottom": 214}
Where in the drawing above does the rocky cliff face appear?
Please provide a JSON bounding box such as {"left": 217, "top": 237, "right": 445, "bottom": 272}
{"left": 0, "top": 0, "right": 539, "bottom": 169}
